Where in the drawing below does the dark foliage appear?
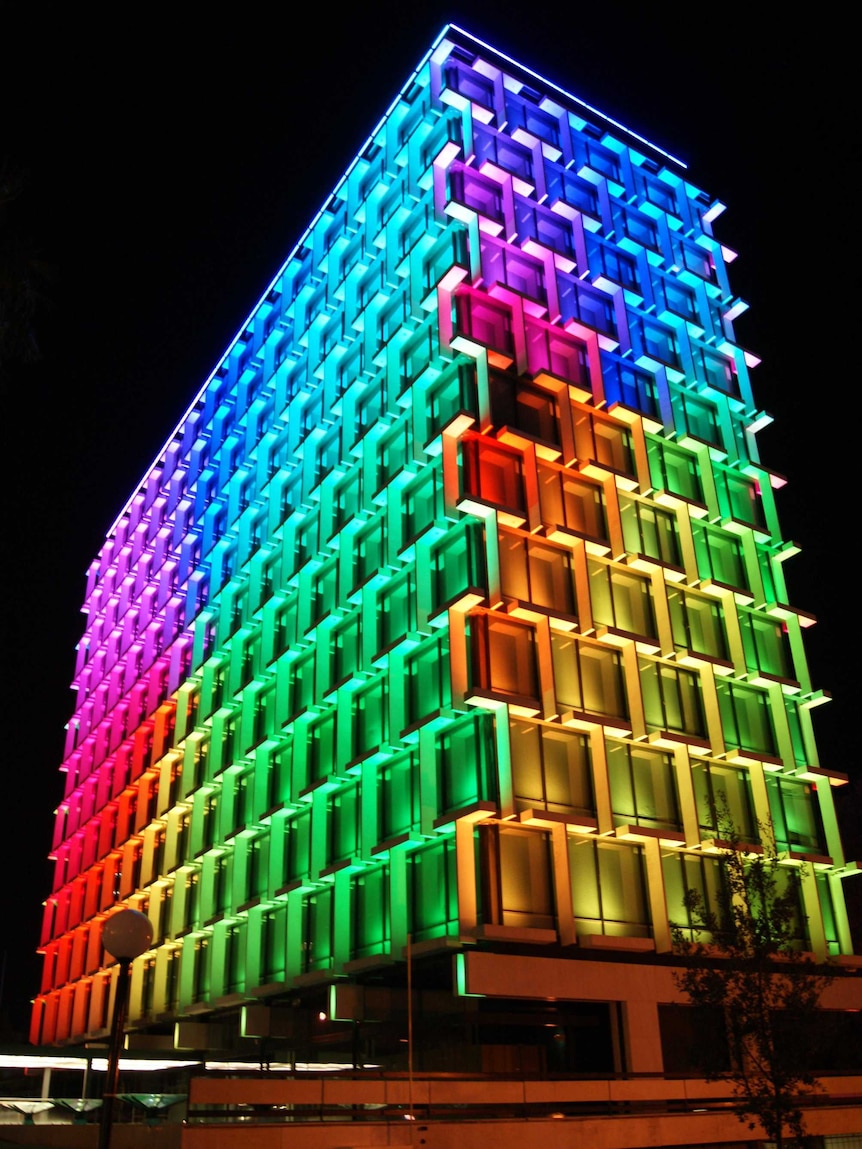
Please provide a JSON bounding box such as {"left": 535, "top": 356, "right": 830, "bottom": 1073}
{"left": 672, "top": 803, "right": 834, "bottom": 1149}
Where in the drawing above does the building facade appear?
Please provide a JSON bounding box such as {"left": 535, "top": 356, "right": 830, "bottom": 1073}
{"left": 34, "top": 23, "right": 859, "bottom": 1116}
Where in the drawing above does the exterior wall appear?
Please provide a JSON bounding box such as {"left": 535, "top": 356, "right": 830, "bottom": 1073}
{"left": 33, "top": 24, "right": 857, "bottom": 1061}
{"left": 183, "top": 1075, "right": 862, "bottom": 1149}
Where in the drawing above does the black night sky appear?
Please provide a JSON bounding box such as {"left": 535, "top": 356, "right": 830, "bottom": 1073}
{"left": 2, "top": 3, "right": 858, "bottom": 1037}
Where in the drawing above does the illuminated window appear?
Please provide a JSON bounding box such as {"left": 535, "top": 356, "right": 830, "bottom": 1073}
{"left": 284, "top": 811, "right": 310, "bottom": 886}
{"left": 261, "top": 904, "right": 287, "bottom": 982}
{"left": 376, "top": 287, "right": 409, "bottom": 349}
{"left": 606, "top": 740, "right": 680, "bottom": 832}
{"left": 314, "top": 425, "right": 341, "bottom": 485}
{"left": 301, "top": 888, "right": 333, "bottom": 972}
{"left": 286, "top": 649, "right": 315, "bottom": 721}
{"left": 639, "top": 658, "right": 705, "bottom": 738}
{"left": 427, "top": 362, "right": 477, "bottom": 439}
{"left": 698, "top": 347, "right": 738, "bottom": 397}
{"left": 499, "top": 530, "right": 576, "bottom": 615}
{"left": 655, "top": 276, "right": 697, "bottom": 320}
{"left": 517, "top": 199, "right": 574, "bottom": 260}
{"left": 546, "top": 163, "right": 599, "bottom": 216}
{"left": 679, "top": 245, "right": 713, "bottom": 283}
{"left": 351, "top": 865, "right": 389, "bottom": 959}
{"left": 691, "top": 759, "right": 756, "bottom": 842}
{"left": 354, "top": 516, "right": 386, "bottom": 588}
{"left": 454, "top": 290, "right": 515, "bottom": 359}
{"left": 666, "top": 586, "right": 727, "bottom": 660}
{"left": 493, "top": 377, "right": 560, "bottom": 449}
{"left": 312, "top": 558, "right": 338, "bottom": 625}
{"left": 647, "top": 438, "right": 703, "bottom": 504}
{"left": 715, "top": 467, "right": 764, "bottom": 530}
{"left": 470, "top": 614, "right": 540, "bottom": 705}
{"left": 271, "top": 596, "right": 297, "bottom": 662}
{"left": 631, "top": 315, "right": 680, "bottom": 369}
{"left": 337, "top": 340, "right": 364, "bottom": 398}
{"left": 258, "top": 552, "right": 279, "bottom": 607}
{"left": 233, "top": 767, "right": 255, "bottom": 833}
{"left": 378, "top": 750, "right": 419, "bottom": 841}
{"left": 738, "top": 609, "right": 794, "bottom": 680}
{"left": 525, "top": 318, "right": 590, "bottom": 386}
{"left": 588, "top": 559, "right": 656, "bottom": 639}
{"left": 663, "top": 853, "right": 725, "bottom": 943}
{"left": 449, "top": 164, "right": 505, "bottom": 225}
{"left": 265, "top": 740, "right": 292, "bottom": 814}
{"left": 333, "top": 468, "right": 362, "bottom": 531}
{"left": 400, "top": 324, "right": 436, "bottom": 393}
{"left": 551, "top": 634, "right": 628, "bottom": 721}
{"left": 308, "top": 710, "right": 336, "bottom": 787}
{"left": 767, "top": 778, "right": 826, "bottom": 855}
{"left": 537, "top": 464, "right": 607, "bottom": 543}
{"left": 436, "top": 712, "right": 497, "bottom": 814}
{"left": 377, "top": 568, "right": 416, "bottom": 651}
{"left": 619, "top": 496, "right": 681, "bottom": 567}
{"left": 252, "top": 682, "right": 275, "bottom": 747}
{"left": 351, "top": 677, "right": 387, "bottom": 761}
{"left": 715, "top": 680, "right": 775, "bottom": 756}
{"left": 408, "top": 840, "right": 458, "bottom": 942}
{"left": 475, "top": 121, "right": 534, "bottom": 182}
{"left": 558, "top": 274, "right": 616, "bottom": 337}
{"left": 211, "top": 852, "right": 232, "bottom": 917}
{"left": 403, "top": 463, "right": 443, "bottom": 545}
{"left": 405, "top": 634, "right": 451, "bottom": 727}
{"left": 422, "top": 229, "right": 468, "bottom": 297}
{"left": 585, "top": 235, "right": 637, "bottom": 287}
{"left": 192, "top": 936, "right": 210, "bottom": 1004}
{"left": 568, "top": 837, "right": 650, "bottom": 938}
{"left": 376, "top": 419, "right": 410, "bottom": 489}
{"left": 430, "top": 521, "right": 485, "bottom": 612}
{"left": 328, "top": 782, "right": 360, "bottom": 866}
{"left": 510, "top": 721, "right": 593, "bottom": 816}
{"left": 332, "top": 611, "right": 361, "bottom": 687}
{"left": 691, "top": 520, "right": 748, "bottom": 590}
{"left": 815, "top": 874, "right": 841, "bottom": 957}
{"left": 481, "top": 825, "right": 555, "bottom": 929}
{"left": 481, "top": 240, "right": 547, "bottom": 305}
{"left": 224, "top": 924, "right": 244, "bottom": 993}
{"left": 461, "top": 436, "right": 526, "bottom": 514}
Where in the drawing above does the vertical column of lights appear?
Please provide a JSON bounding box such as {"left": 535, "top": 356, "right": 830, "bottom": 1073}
{"left": 32, "top": 26, "right": 853, "bottom": 1048}
{"left": 430, "top": 35, "right": 850, "bottom": 956}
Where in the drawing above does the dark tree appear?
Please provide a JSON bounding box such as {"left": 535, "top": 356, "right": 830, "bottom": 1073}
{"left": 672, "top": 805, "right": 834, "bottom": 1149}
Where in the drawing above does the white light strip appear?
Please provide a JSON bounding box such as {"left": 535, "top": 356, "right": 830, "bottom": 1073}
{"left": 447, "top": 24, "right": 687, "bottom": 169}
{"left": 0, "top": 1054, "right": 196, "bottom": 1072}
{"left": 0, "top": 1054, "right": 378, "bottom": 1074}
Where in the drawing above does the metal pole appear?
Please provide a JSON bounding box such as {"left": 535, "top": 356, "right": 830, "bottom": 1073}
{"left": 98, "top": 956, "right": 131, "bottom": 1149}
{"left": 407, "top": 932, "right": 414, "bottom": 1122}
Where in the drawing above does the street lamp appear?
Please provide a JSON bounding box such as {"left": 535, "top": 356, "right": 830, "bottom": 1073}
{"left": 98, "top": 908, "right": 153, "bottom": 1149}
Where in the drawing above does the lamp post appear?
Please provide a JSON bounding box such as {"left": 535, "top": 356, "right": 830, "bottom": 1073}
{"left": 98, "top": 908, "right": 153, "bottom": 1149}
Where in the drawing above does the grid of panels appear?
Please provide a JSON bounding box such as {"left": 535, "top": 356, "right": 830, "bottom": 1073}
{"left": 32, "top": 26, "right": 852, "bottom": 1047}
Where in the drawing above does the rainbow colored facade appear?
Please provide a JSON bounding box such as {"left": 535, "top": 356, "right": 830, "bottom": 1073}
{"left": 33, "top": 26, "right": 857, "bottom": 1069}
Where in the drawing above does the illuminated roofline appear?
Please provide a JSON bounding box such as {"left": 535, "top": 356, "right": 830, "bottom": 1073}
{"left": 106, "top": 29, "right": 447, "bottom": 540}
{"left": 445, "top": 24, "right": 687, "bottom": 170}
{"left": 107, "top": 23, "right": 685, "bottom": 539}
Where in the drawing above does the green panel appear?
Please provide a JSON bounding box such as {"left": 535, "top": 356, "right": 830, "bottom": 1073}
{"left": 436, "top": 712, "right": 497, "bottom": 813}
{"left": 351, "top": 864, "right": 390, "bottom": 960}
{"left": 409, "top": 839, "right": 458, "bottom": 942}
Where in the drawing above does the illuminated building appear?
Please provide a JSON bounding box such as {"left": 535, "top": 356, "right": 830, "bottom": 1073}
{"left": 33, "top": 24, "right": 860, "bottom": 1143}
